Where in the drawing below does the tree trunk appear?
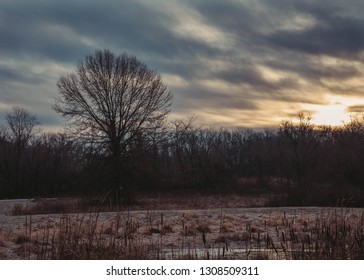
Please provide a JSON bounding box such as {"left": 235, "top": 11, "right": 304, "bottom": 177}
{"left": 110, "top": 148, "right": 133, "bottom": 206}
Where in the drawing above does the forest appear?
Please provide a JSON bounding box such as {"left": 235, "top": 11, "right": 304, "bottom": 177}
{"left": 1, "top": 108, "right": 364, "bottom": 207}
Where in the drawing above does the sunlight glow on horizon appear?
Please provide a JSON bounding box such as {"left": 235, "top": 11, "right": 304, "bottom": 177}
{"left": 311, "top": 104, "right": 351, "bottom": 126}
{"left": 304, "top": 96, "right": 364, "bottom": 127}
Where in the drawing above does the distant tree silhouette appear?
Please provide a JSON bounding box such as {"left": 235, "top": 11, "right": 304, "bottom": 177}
{"left": 6, "top": 106, "right": 39, "bottom": 151}
{"left": 279, "top": 113, "right": 320, "bottom": 188}
{"left": 5, "top": 107, "right": 40, "bottom": 196}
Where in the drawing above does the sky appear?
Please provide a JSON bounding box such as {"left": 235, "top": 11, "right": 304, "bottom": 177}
{"left": 1, "top": 0, "right": 364, "bottom": 131}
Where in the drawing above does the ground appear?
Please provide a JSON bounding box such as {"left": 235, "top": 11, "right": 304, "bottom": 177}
{"left": 0, "top": 194, "right": 363, "bottom": 259}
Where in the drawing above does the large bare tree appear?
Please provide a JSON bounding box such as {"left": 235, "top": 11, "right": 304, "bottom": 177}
{"left": 54, "top": 49, "right": 172, "bottom": 204}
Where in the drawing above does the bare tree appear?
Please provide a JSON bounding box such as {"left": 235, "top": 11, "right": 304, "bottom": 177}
{"left": 279, "top": 112, "right": 321, "bottom": 188}
{"left": 54, "top": 49, "right": 172, "bottom": 204}
{"left": 6, "top": 106, "right": 39, "bottom": 151}
{"left": 4, "top": 106, "right": 40, "bottom": 196}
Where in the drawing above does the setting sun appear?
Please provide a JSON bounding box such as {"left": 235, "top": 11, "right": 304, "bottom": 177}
{"left": 309, "top": 103, "right": 351, "bottom": 126}
{"left": 303, "top": 96, "right": 364, "bottom": 127}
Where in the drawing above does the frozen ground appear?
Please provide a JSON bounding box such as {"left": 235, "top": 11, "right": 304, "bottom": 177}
{"left": 0, "top": 198, "right": 363, "bottom": 259}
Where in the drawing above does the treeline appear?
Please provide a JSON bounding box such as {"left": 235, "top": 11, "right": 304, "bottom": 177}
{"left": 1, "top": 110, "right": 364, "bottom": 206}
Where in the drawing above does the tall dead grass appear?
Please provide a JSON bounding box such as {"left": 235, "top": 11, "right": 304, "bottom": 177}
{"left": 9, "top": 203, "right": 364, "bottom": 260}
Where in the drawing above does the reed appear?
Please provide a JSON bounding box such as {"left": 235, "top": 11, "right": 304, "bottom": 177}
{"left": 7, "top": 203, "right": 364, "bottom": 259}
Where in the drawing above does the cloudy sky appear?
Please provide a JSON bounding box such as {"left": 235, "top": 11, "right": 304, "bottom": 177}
{"left": 1, "top": 0, "right": 364, "bottom": 130}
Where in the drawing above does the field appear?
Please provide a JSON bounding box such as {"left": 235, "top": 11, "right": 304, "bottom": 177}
{"left": 1, "top": 194, "right": 364, "bottom": 260}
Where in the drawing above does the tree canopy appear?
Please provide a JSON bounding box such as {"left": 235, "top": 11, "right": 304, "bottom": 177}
{"left": 54, "top": 49, "right": 172, "bottom": 203}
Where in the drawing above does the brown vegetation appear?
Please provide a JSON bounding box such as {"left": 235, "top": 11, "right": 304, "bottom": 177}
{"left": 1, "top": 198, "right": 364, "bottom": 260}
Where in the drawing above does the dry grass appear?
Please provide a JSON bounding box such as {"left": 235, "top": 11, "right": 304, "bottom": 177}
{"left": 3, "top": 207, "right": 363, "bottom": 260}
{"left": 9, "top": 193, "right": 270, "bottom": 217}
{"left": 14, "top": 212, "right": 156, "bottom": 259}
{"left": 2, "top": 195, "right": 364, "bottom": 260}
{"left": 10, "top": 198, "right": 120, "bottom": 216}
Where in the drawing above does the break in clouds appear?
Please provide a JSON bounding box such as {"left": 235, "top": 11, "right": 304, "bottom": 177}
{"left": 1, "top": 0, "right": 364, "bottom": 129}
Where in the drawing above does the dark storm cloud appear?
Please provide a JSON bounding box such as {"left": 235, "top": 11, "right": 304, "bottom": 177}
{"left": 213, "top": 66, "right": 301, "bottom": 92}
{"left": 1, "top": 0, "right": 364, "bottom": 129}
{"left": 0, "top": 66, "right": 34, "bottom": 84}
{"left": 0, "top": 3, "right": 91, "bottom": 63}
{"left": 0, "top": 63, "right": 47, "bottom": 85}
{"left": 247, "top": 1, "right": 364, "bottom": 89}
{"left": 0, "top": 0, "right": 222, "bottom": 64}
{"left": 266, "top": 16, "right": 364, "bottom": 57}
{"left": 256, "top": 0, "right": 364, "bottom": 58}
{"left": 177, "top": 0, "right": 364, "bottom": 103}
{"left": 266, "top": 59, "right": 361, "bottom": 81}
{"left": 175, "top": 84, "right": 258, "bottom": 111}
{"left": 190, "top": 0, "right": 257, "bottom": 34}
{"left": 214, "top": 66, "right": 265, "bottom": 86}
